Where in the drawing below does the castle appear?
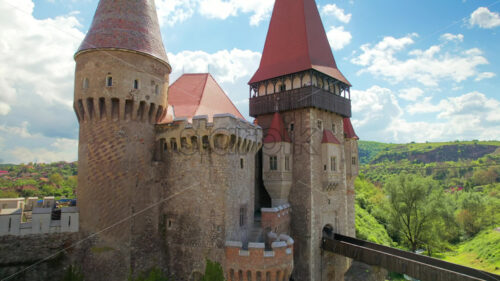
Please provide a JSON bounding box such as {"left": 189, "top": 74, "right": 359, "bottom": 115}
{"left": 1, "top": 0, "right": 359, "bottom": 280}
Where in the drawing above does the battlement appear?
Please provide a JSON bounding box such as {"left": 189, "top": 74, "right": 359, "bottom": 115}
{"left": 74, "top": 96, "right": 165, "bottom": 124}
{"left": 225, "top": 234, "right": 294, "bottom": 281}
{"left": 261, "top": 204, "right": 291, "bottom": 234}
{"left": 155, "top": 114, "right": 262, "bottom": 155}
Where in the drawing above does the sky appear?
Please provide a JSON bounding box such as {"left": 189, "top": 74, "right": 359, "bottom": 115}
{"left": 0, "top": 0, "right": 499, "bottom": 164}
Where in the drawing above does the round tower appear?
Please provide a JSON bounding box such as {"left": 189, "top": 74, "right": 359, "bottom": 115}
{"left": 73, "top": 0, "right": 170, "bottom": 278}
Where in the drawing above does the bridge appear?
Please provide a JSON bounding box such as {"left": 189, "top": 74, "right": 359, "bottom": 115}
{"left": 322, "top": 233, "right": 500, "bottom": 281}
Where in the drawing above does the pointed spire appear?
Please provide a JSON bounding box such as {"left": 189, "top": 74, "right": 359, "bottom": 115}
{"left": 249, "top": 0, "right": 350, "bottom": 85}
{"left": 263, "top": 112, "right": 291, "bottom": 143}
{"left": 76, "top": 0, "right": 169, "bottom": 64}
{"left": 322, "top": 130, "right": 341, "bottom": 144}
{"left": 343, "top": 118, "right": 359, "bottom": 140}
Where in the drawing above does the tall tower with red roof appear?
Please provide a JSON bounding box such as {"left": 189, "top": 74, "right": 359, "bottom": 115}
{"left": 249, "top": 0, "right": 359, "bottom": 279}
{"left": 73, "top": 0, "right": 171, "bottom": 279}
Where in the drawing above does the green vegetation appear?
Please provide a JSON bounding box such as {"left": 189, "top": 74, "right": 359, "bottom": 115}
{"left": 355, "top": 140, "right": 500, "bottom": 274}
{"left": 443, "top": 229, "right": 500, "bottom": 274}
{"left": 0, "top": 162, "right": 77, "bottom": 199}
{"left": 61, "top": 265, "right": 84, "bottom": 281}
{"left": 128, "top": 268, "right": 171, "bottom": 281}
{"left": 201, "top": 259, "right": 225, "bottom": 281}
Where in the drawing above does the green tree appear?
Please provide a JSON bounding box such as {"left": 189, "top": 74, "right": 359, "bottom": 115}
{"left": 385, "top": 173, "right": 442, "bottom": 252}
{"left": 49, "top": 173, "right": 64, "bottom": 187}
{"left": 202, "top": 259, "right": 225, "bottom": 281}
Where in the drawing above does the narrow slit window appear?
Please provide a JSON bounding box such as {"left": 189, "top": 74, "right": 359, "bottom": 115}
{"left": 68, "top": 216, "right": 71, "bottom": 227}
{"left": 239, "top": 206, "right": 246, "bottom": 227}
{"left": 285, "top": 156, "right": 290, "bottom": 171}
{"left": 317, "top": 120, "right": 323, "bottom": 130}
{"left": 106, "top": 76, "right": 113, "bottom": 87}
{"left": 331, "top": 123, "right": 336, "bottom": 133}
{"left": 83, "top": 78, "right": 89, "bottom": 89}
{"left": 134, "top": 79, "right": 139, "bottom": 89}
{"left": 8, "top": 218, "right": 11, "bottom": 232}
{"left": 155, "top": 85, "right": 160, "bottom": 95}
{"left": 269, "top": 156, "right": 278, "bottom": 171}
{"left": 352, "top": 156, "right": 357, "bottom": 165}
{"left": 240, "top": 158, "right": 244, "bottom": 169}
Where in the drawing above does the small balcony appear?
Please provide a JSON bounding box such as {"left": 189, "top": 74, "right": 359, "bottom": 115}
{"left": 249, "top": 86, "right": 351, "bottom": 117}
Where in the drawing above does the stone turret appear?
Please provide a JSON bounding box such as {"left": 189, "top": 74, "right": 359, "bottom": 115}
{"left": 73, "top": 0, "right": 170, "bottom": 279}
{"left": 262, "top": 112, "right": 293, "bottom": 207}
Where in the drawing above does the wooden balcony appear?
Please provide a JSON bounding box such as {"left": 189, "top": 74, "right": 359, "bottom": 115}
{"left": 249, "top": 86, "right": 351, "bottom": 117}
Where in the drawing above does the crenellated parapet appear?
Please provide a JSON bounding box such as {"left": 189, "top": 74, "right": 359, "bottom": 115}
{"left": 155, "top": 114, "right": 262, "bottom": 155}
{"left": 261, "top": 204, "right": 291, "bottom": 234}
{"left": 225, "top": 235, "right": 294, "bottom": 281}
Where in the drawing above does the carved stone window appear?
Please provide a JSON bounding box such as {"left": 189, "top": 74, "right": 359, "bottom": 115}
{"left": 269, "top": 156, "right": 278, "bottom": 171}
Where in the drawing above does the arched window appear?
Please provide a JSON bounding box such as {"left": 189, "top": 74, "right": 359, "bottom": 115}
{"left": 106, "top": 76, "right": 113, "bottom": 87}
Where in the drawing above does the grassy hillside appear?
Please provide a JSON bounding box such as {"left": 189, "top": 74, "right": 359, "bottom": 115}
{"left": 442, "top": 229, "right": 500, "bottom": 274}
{"left": 359, "top": 140, "right": 500, "bottom": 165}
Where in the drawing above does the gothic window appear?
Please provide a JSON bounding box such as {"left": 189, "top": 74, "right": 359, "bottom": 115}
{"left": 106, "top": 76, "right": 113, "bottom": 87}
{"left": 352, "top": 156, "right": 357, "bottom": 165}
{"left": 134, "top": 79, "right": 139, "bottom": 89}
{"left": 331, "top": 157, "right": 336, "bottom": 171}
{"left": 285, "top": 156, "right": 290, "bottom": 171}
{"left": 269, "top": 156, "right": 278, "bottom": 171}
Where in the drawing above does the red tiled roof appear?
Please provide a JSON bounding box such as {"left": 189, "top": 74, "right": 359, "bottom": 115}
{"left": 322, "top": 130, "right": 340, "bottom": 144}
{"left": 249, "top": 0, "right": 350, "bottom": 85}
{"left": 343, "top": 118, "right": 359, "bottom": 140}
{"left": 76, "top": 0, "right": 169, "bottom": 64}
{"left": 164, "top": 74, "right": 244, "bottom": 122}
{"left": 263, "top": 112, "right": 291, "bottom": 143}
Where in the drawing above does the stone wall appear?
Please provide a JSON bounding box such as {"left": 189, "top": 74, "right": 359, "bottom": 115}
{"left": 155, "top": 115, "right": 262, "bottom": 280}
{"left": 0, "top": 233, "right": 78, "bottom": 281}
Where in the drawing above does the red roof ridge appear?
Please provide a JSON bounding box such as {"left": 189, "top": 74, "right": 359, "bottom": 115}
{"left": 167, "top": 73, "right": 244, "bottom": 121}
{"left": 343, "top": 118, "right": 359, "bottom": 140}
{"left": 322, "top": 130, "right": 341, "bottom": 144}
{"left": 263, "top": 112, "right": 291, "bottom": 143}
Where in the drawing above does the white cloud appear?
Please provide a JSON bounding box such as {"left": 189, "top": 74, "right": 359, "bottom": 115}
{"left": 475, "top": 72, "right": 496, "bottom": 81}
{"left": 352, "top": 86, "right": 500, "bottom": 142}
{"left": 399, "top": 87, "right": 425, "bottom": 101}
{"left": 469, "top": 7, "right": 500, "bottom": 29}
{"left": 156, "top": 0, "right": 196, "bottom": 27}
{"left": 198, "top": 0, "right": 274, "bottom": 26}
{"left": 0, "top": 0, "right": 82, "bottom": 163}
{"left": 168, "top": 48, "right": 261, "bottom": 83}
{"left": 9, "top": 138, "right": 78, "bottom": 164}
{"left": 326, "top": 26, "right": 352, "bottom": 51}
{"left": 321, "top": 4, "right": 351, "bottom": 24}
{"left": 441, "top": 33, "right": 464, "bottom": 42}
{"left": 351, "top": 34, "right": 489, "bottom": 86}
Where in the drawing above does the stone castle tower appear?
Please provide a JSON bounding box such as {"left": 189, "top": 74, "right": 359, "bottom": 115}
{"left": 73, "top": 0, "right": 171, "bottom": 278}
{"left": 248, "top": 0, "right": 359, "bottom": 280}
{"left": 71, "top": 0, "right": 358, "bottom": 280}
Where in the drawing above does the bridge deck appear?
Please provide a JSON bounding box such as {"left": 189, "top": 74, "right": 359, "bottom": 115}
{"left": 322, "top": 234, "right": 500, "bottom": 281}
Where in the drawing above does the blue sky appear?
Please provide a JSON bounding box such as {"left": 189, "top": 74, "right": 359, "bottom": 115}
{"left": 0, "top": 0, "right": 499, "bottom": 163}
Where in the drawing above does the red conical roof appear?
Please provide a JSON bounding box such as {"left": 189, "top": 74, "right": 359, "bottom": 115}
{"left": 322, "top": 130, "right": 341, "bottom": 144}
{"left": 263, "top": 112, "right": 291, "bottom": 143}
{"left": 165, "top": 73, "right": 244, "bottom": 122}
{"left": 343, "top": 118, "right": 359, "bottom": 140}
{"left": 76, "top": 0, "right": 169, "bottom": 64}
{"left": 249, "top": 0, "right": 350, "bottom": 85}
